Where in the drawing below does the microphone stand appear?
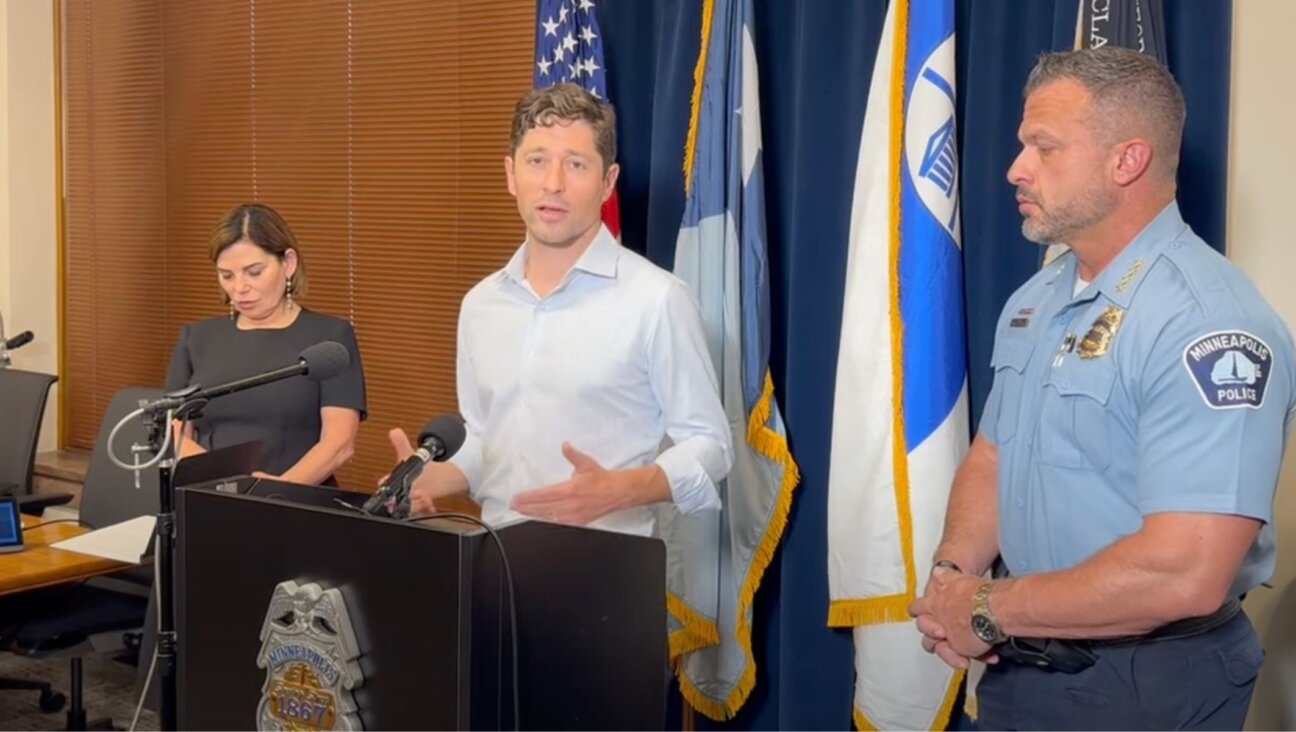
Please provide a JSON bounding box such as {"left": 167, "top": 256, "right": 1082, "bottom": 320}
{"left": 120, "top": 346, "right": 340, "bottom": 730}
{"left": 108, "top": 348, "right": 336, "bottom": 731}
{"left": 139, "top": 396, "right": 206, "bottom": 732}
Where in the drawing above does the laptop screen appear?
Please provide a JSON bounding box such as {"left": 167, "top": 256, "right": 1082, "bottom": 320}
{"left": 0, "top": 497, "right": 21, "bottom": 548}
{"left": 173, "top": 440, "right": 264, "bottom": 489}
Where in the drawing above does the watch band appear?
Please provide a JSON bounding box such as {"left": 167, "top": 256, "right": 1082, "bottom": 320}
{"left": 932, "top": 559, "right": 963, "bottom": 573}
{"left": 971, "top": 580, "right": 1007, "bottom": 645}
{"left": 972, "top": 581, "right": 994, "bottom": 612}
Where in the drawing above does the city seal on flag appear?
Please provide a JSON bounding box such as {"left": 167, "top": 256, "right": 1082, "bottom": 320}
{"left": 904, "top": 33, "right": 960, "bottom": 239}
{"left": 256, "top": 580, "right": 365, "bottom": 731}
{"left": 1183, "top": 330, "right": 1274, "bottom": 410}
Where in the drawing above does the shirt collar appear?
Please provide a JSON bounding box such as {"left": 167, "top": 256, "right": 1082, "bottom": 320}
{"left": 1090, "top": 200, "right": 1186, "bottom": 308}
{"left": 569, "top": 224, "right": 620, "bottom": 278}
{"left": 1040, "top": 200, "right": 1186, "bottom": 309}
{"left": 499, "top": 223, "right": 620, "bottom": 288}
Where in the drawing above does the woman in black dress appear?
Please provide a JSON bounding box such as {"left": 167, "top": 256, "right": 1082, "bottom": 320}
{"left": 166, "top": 203, "right": 366, "bottom": 485}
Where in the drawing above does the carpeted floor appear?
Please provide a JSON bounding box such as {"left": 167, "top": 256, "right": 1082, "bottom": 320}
{"left": 0, "top": 653, "right": 158, "bottom": 731}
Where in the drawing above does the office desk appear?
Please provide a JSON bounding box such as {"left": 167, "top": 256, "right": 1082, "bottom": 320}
{"left": 0, "top": 516, "right": 132, "bottom": 596}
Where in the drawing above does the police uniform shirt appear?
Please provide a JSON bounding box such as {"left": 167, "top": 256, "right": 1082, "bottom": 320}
{"left": 981, "top": 202, "right": 1296, "bottom": 597}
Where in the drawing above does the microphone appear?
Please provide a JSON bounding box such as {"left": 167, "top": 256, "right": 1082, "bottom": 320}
{"left": 0, "top": 312, "right": 31, "bottom": 368}
{"left": 3, "top": 331, "right": 33, "bottom": 351}
{"left": 363, "top": 415, "right": 467, "bottom": 517}
{"left": 142, "top": 340, "right": 350, "bottom": 415}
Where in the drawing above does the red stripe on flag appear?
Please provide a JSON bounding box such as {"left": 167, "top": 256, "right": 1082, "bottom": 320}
{"left": 602, "top": 190, "right": 621, "bottom": 238}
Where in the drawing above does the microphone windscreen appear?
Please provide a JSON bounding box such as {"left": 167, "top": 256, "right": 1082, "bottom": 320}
{"left": 299, "top": 341, "right": 350, "bottom": 381}
{"left": 5, "top": 331, "right": 34, "bottom": 350}
{"left": 418, "top": 415, "right": 467, "bottom": 458}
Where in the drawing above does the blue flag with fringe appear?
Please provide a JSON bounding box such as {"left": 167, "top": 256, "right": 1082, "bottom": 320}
{"left": 665, "top": 0, "right": 800, "bottom": 719}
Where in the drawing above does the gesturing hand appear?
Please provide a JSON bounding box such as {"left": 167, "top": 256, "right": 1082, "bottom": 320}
{"left": 511, "top": 443, "right": 630, "bottom": 526}
{"left": 385, "top": 427, "right": 415, "bottom": 465}
{"left": 381, "top": 427, "right": 436, "bottom": 516}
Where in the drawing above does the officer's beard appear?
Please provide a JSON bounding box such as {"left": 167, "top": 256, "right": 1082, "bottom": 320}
{"left": 1019, "top": 183, "right": 1120, "bottom": 246}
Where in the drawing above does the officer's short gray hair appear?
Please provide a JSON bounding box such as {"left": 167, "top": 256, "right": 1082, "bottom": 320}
{"left": 1025, "top": 47, "right": 1185, "bottom": 180}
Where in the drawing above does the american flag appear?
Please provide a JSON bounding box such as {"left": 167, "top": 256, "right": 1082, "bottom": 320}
{"left": 534, "top": 0, "right": 619, "bottom": 234}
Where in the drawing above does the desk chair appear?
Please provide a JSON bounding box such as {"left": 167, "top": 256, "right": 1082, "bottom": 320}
{"left": 0, "top": 369, "right": 73, "bottom": 515}
{"left": 2, "top": 387, "right": 162, "bottom": 730}
{"left": 0, "top": 368, "right": 70, "bottom": 712}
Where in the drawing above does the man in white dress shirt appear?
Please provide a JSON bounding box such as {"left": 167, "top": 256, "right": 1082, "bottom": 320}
{"left": 389, "top": 83, "right": 732, "bottom": 536}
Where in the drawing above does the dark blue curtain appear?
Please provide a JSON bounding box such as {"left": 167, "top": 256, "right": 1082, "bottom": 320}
{"left": 598, "top": 1, "right": 1231, "bottom": 729}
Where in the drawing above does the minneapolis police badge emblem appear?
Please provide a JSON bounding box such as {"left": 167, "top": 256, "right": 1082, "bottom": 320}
{"left": 1077, "top": 306, "right": 1125, "bottom": 359}
{"left": 256, "top": 581, "right": 364, "bottom": 731}
{"left": 1183, "top": 330, "right": 1273, "bottom": 410}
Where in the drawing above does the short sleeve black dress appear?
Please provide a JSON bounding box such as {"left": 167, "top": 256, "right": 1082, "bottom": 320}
{"left": 165, "top": 309, "right": 367, "bottom": 482}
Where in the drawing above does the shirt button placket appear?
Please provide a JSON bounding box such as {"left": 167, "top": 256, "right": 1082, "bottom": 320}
{"left": 522, "top": 304, "right": 541, "bottom": 408}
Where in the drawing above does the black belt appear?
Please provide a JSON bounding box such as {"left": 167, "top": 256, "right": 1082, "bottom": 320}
{"left": 1091, "top": 598, "right": 1242, "bottom": 647}
{"left": 997, "top": 599, "right": 1242, "bottom": 674}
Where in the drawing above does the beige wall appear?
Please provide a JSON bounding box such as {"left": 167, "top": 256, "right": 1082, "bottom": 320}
{"left": 0, "top": 0, "right": 59, "bottom": 451}
{"left": 0, "top": 4, "right": 11, "bottom": 332}
{"left": 1232, "top": 1, "right": 1296, "bottom": 728}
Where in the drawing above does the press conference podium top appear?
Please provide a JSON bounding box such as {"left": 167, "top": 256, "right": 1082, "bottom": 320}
{"left": 174, "top": 476, "right": 668, "bottom": 730}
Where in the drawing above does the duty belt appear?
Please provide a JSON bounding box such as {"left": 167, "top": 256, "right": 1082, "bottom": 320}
{"left": 996, "top": 598, "right": 1242, "bottom": 674}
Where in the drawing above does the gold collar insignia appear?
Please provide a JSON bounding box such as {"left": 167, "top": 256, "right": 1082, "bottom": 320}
{"left": 1114, "top": 258, "right": 1145, "bottom": 294}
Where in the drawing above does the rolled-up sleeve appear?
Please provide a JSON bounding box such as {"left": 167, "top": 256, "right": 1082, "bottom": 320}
{"left": 648, "top": 281, "right": 732, "bottom": 514}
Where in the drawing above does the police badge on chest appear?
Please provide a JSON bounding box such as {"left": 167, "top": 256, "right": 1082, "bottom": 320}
{"left": 1077, "top": 306, "right": 1124, "bottom": 360}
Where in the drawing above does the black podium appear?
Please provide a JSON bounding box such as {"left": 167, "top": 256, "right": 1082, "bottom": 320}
{"left": 174, "top": 477, "right": 667, "bottom": 730}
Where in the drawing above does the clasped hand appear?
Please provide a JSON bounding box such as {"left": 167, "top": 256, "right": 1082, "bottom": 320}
{"left": 907, "top": 568, "right": 999, "bottom": 670}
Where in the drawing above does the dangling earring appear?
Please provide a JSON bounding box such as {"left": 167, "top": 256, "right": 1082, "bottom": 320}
{"left": 285, "top": 277, "right": 294, "bottom": 310}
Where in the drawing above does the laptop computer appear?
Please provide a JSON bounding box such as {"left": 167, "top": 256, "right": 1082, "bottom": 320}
{"left": 184, "top": 474, "right": 369, "bottom": 513}
{"left": 172, "top": 440, "right": 264, "bottom": 489}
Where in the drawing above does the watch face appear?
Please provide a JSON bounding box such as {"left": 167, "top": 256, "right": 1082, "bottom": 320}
{"left": 971, "top": 614, "right": 999, "bottom": 643}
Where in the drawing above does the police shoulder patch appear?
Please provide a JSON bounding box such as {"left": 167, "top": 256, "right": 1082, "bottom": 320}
{"left": 1182, "top": 330, "right": 1273, "bottom": 410}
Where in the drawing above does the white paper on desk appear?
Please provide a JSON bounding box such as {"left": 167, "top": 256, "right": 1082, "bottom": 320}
{"left": 50, "top": 515, "right": 155, "bottom": 564}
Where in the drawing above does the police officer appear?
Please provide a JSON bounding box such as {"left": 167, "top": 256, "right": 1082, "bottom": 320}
{"left": 909, "top": 47, "right": 1296, "bottom": 730}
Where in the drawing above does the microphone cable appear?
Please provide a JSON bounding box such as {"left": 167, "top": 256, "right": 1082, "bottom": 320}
{"left": 106, "top": 407, "right": 177, "bottom": 474}
{"left": 411, "top": 512, "right": 519, "bottom": 732}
